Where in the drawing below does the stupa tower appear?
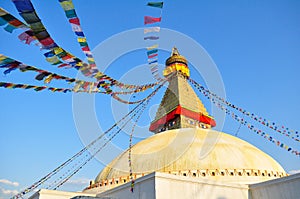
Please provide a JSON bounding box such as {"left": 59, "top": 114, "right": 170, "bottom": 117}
{"left": 149, "top": 47, "right": 216, "bottom": 133}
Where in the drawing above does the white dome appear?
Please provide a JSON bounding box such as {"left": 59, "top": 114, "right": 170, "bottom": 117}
{"left": 95, "top": 128, "right": 286, "bottom": 185}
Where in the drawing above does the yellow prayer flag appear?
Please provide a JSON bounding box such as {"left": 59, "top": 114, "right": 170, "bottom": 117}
{"left": 77, "top": 37, "right": 87, "bottom": 43}
{"left": 0, "top": 54, "right": 7, "bottom": 61}
{"left": 87, "top": 57, "right": 95, "bottom": 62}
{"left": 54, "top": 47, "right": 64, "bottom": 55}
{"left": 44, "top": 74, "right": 54, "bottom": 84}
{"left": 60, "top": 1, "right": 75, "bottom": 11}
{"left": 0, "top": 8, "right": 8, "bottom": 17}
{"left": 46, "top": 56, "right": 60, "bottom": 64}
{"left": 147, "top": 44, "right": 159, "bottom": 51}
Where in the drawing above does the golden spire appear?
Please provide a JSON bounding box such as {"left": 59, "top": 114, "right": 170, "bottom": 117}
{"left": 150, "top": 48, "right": 216, "bottom": 133}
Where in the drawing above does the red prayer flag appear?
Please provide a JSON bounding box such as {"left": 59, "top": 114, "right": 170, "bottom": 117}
{"left": 81, "top": 46, "right": 90, "bottom": 52}
{"left": 148, "top": 53, "right": 158, "bottom": 59}
{"left": 40, "top": 37, "right": 54, "bottom": 46}
{"left": 8, "top": 19, "right": 23, "bottom": 27}
{"left": 69, "top": 18, "right": 80, "bottom": 25}
{"left": 144, "top": 16, "right": 161, "bottom": 25}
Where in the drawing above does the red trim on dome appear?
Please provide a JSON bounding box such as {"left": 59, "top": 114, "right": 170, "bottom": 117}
{"left": 149, "top": 105, "right": 216, "bottom": 131}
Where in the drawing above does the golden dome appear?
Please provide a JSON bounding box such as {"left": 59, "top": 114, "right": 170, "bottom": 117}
{"left": 95, "top": 128, "right": 286, "bottom": 185}
{"left": 165, "top": 47, "right": 188, "bottom": 66}
{"left": 163, "top": 47, "right": 190, "bottom": 77}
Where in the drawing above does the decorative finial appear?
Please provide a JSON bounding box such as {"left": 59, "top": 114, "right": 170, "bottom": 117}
{"left": 171, "top": 47, "right": 180, "bottom": 56}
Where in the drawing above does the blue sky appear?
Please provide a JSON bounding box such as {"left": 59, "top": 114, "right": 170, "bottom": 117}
{"left": 0, "top": 0, "right": 300, "bottom": 198}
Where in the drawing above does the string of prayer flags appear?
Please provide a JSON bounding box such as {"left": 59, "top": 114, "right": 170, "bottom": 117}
{"left": 189, "top": 79, "right": 300, "bottom": 148}
{"left": 112, "top": 93, "right": 147, "bottom": 104}
{"left": 0, "top": 54, "right": 110, "bottom": 94}
{"left": 147, "top": 2, "right": 164, "bottom": 9}
{"left": 12, "top": 81, "right": 166, "bottom": 198}
{"left": 7, "top": 0, "right": 162, "bottom": 93}
{"left": 0, "top": 81, "right": 71, "bottom": 93}
{"left": 144, "top": 2, "right": 164, "bottom": 81}
{"left": 11, "top": 0, "right": 87, "bottom": 72}
{"left": 189, "top": 78, "right": 300, "bottom": 144}
{"left": 0, "top": 54, "right": 74, "bottom": 85}
{"left": 126, "top": 82, "right": 165, "bottom": 192}
{"left": 189, "top": 78, "right": 300, "bottom": 157}
{"left": 211, "top": 98, "right": 300, "bottom": 157}
{"left": 0, "top": 8, "right": 27, "bottom": 33}
{"left": 0, "top": 8, "right": 38, "bottom": 45}
{"left": 58, "top": 0, "right": 98, "bottom": 74}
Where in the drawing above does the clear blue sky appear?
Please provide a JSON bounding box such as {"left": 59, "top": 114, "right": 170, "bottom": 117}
{"left": 0, "top": 0, "right": 300, "bottom": 198}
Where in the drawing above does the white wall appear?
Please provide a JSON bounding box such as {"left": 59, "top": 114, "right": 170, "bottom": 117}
{"left": 249, "top": 173, "right": 300, "bottom": 199}
{"left": 98, "top": 173, "right": 156, "bottom": 199}
{"left": 97, "top": 172, "right": 248, "bottom": 199}
{"left": 29, "top": 189, "right": 96, "bottom": 199}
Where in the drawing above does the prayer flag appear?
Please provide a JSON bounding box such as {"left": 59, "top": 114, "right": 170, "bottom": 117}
{"left": 8, "top": 19, "right": 23, "bottom": 27}
{"left": 20, "top": 12, "right": 39, "bottom": 23}
{"left": 147, "top": 2, "right": 164, "bottom": 8}
{"left": 0, "top": 8, "right": 7, "bottom": 16}
{"left": 75, "top": 31, "right": 84, "bottom": 37}
{"left": 147, "top": 44, "right": 158, "bottom": 50}
{"left": 0, "top": 17, "right": 7, "bottom": 26}
{"left": 44, "top": 74, "right": 54, "bottom": 84}
{"left": 69, "top": 17, "right": 80, "bottom": 25}
{"left": 148, "top": 53, "right": 158, "bottom": 59}
{"left": 12, "top": 0, "right": 34, "bottom": 13}
{"left": 40, "top": 37, "right": 54, "bottom": 46}
{"left": 71, "top": 23, "right": 82, "bottom": 32}
{"left": 148, "top": 59, "right": 158, "bottom": 64}
{"left": 30, "top": 21, "right": 45, "bottom": 32}
{"left": 44, "top": 51, "right": 54, "bottom": 58}
{"left": 18, "top": 32, "right": 36, "bottom": 44}
{"left": 144, "top": 16, "right": 161, "bottom": 25}
{"left": 144, "top": 36, "right": 159, "bottom": 40}
{"left": 147, "top": 49, "right": 158, "bottom": 55}
{"left": 65, "top": 9, "right": 77, "bottom": 18}
{"left": 46, "top": 56, "right": 61, "bottom": 64}
{"left": 77, "top": 37, "right": 87, "bottom": 43}
{"left": 144, "top": 27, "right": 160, "bottom": 34}
{"left": 4, "top": 24, "right": 17, "bottom": 33}
{"left": 35, "top": 72, "right": 50, "bottom": 81}
{"left": 60, "top": 1, "right": 74, "bottom": 11}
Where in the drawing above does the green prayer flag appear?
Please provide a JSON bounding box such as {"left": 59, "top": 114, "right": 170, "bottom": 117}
{"left": 65, "top": 9, "right": 77, "bottom": 18}
{"left": 147, "top": 2, "right": 163, "bottom": 8}
{"left": 79, "top": 42, "right": 88, "bottom": 47}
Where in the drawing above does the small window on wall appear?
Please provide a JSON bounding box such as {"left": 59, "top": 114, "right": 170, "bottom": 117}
{"left": 187, "top": 119, "right": 194, "bottom": 125}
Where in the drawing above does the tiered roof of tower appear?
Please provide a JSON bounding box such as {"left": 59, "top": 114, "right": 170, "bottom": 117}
{"left": 149, "top": 47, "right": 216, "bottom": 133}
